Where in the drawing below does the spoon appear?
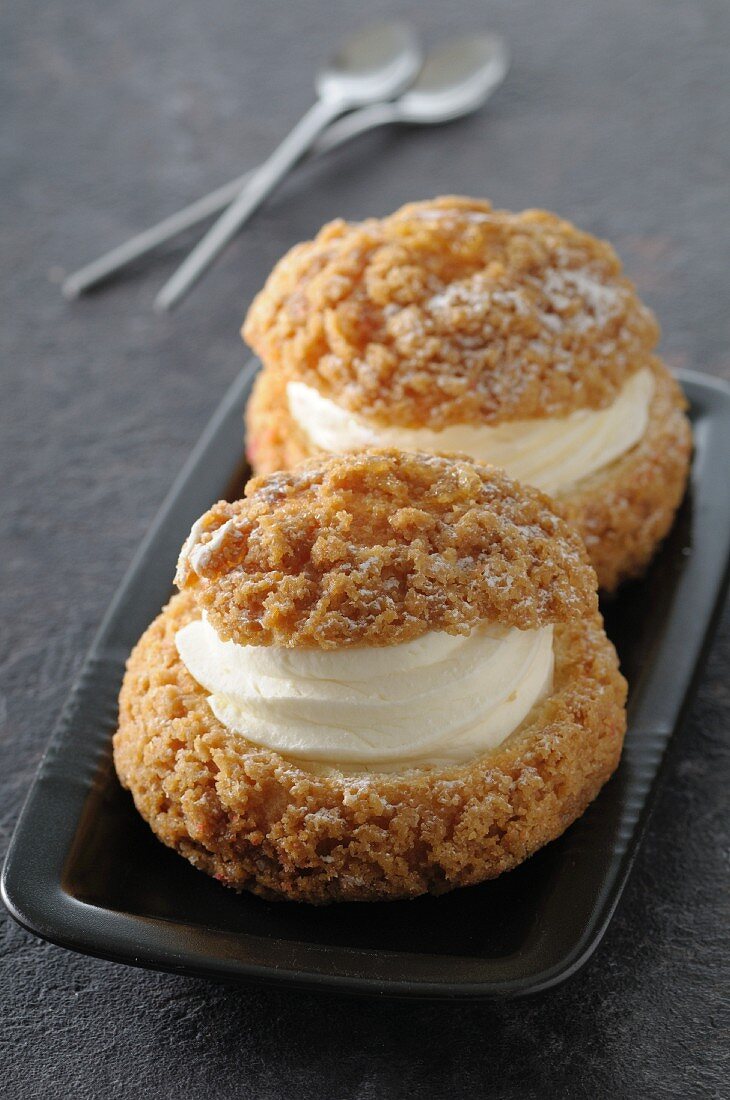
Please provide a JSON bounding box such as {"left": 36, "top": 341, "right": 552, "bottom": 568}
{"left": 153, "top": 22, "right": 421, "bottom": 311}
{"left": 324, "top": 33, "right": 509, "bottom": 136}
{"left": 62, "top": 33, "right": 509, "bottom": 302}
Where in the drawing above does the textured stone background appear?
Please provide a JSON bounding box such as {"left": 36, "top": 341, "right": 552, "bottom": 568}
{"left": 1, "top": 1, "right": 729, "bottom": 1097}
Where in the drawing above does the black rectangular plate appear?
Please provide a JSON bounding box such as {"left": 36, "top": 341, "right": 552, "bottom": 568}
{"left": 3, "top": 366, "right": 730, "bottom": 1001}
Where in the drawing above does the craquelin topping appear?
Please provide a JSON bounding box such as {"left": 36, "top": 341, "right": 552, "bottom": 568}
{"left": 243, "top": 196, "right": 659, "bottom": 429}
{"left": 176, "top": 449, "right": 598, "bottom": 648}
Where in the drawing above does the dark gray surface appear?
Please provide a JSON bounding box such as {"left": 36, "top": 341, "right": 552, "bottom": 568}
{"left": 1, "top": 1, "right": 728, "bottom": 1097}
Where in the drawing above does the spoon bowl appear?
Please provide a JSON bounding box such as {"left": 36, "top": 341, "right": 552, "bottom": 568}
{"left": 316, "top": 22, "right": 422, "bottom": 107}
{"left": 396, "top": 33, "right": 510, "bottom": 124}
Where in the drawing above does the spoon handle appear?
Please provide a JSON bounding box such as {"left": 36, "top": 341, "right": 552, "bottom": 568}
{"left": 61, "top": 101, "right": 399, "bottom": 301}
{"left": 317, "top": 99, "right": 399, "bottom": 150}
{"left": 154, "top": 96, "right": 345, "bottom": 312}
{"left": 62, "top": 175, "right": 252, "bottom": 300}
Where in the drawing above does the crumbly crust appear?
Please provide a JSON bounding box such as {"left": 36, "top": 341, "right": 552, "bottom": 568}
{"left": 562, "top": 357, "right": 692, "bottom": 590}
{"left": 245, "top": 359, "right": 691, "bottom": 592}
{"left": 114, "top": 591, "right": 627, "bottom": 904}
{"left": 243, "top": 196, "right": 659, "bottom": 429}
{"left": 176, "top": 450, "right": 597, "bottom": 648}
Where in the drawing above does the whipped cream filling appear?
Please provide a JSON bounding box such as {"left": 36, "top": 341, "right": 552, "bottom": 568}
{"left": 286, "top": 368, "right": 654, "bottom": 496}
{"left": 175, "top": 617, "right": 554, "bottom": 771}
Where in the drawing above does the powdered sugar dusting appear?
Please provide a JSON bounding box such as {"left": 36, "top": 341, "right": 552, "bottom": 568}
{"left": 542, "top": 267, "right": 623, "bottom": 329}
{"left": 428, "top": 282, "right": 531, "bottom": 318}
{"left": 427, "top": 267, "right": 624, "bottom": 336}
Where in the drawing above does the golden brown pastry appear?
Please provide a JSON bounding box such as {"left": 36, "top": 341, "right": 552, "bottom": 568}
{"left": 243, "top": 197, "right": 692, "bottom": 590}
{"left": 114, "top": 450, "right": 627, "bottom": 903}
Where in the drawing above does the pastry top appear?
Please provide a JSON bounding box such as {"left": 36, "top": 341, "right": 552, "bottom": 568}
{"left": 243, "top": 196, "right": 659, "bottom": 430}
{"left": 175, "top": 449, "right": 598, "bottom": 649}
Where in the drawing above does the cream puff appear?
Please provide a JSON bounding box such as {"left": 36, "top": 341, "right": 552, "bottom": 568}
{"left": 243, "top": 196, "right": 692, "bottom": 591}
{"left": 114, "top": 449, "right": 627, "bottom": 904}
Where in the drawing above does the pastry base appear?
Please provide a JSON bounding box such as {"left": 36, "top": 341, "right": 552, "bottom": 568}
{"left": 561, "top": 360, "right": 692, "bottom": 591}
{"left": 114, "top": 592, "right": 627, "bottom": 904}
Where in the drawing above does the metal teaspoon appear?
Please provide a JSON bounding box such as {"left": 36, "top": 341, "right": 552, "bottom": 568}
{"left": 62, "top": 33, "right": 509, "bottom": 301}
{"left": 153, "top": 22, "right": 421, "bottom": 311}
